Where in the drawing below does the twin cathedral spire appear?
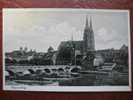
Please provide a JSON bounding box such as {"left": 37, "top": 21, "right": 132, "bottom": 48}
{"left": 70, "top": 16, "right": 95, "bottom": 55}
{"left": 83, "top": 16, "right": 95, "bottom": 53}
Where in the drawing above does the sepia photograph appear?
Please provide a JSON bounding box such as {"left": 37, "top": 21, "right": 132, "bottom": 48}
{"left": 3, "top": 8, "right": 131, "bottom": 92}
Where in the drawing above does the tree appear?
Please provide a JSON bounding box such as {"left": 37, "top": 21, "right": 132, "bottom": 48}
{"left": 47, "top": 46, "right": 54, "bottom": 53}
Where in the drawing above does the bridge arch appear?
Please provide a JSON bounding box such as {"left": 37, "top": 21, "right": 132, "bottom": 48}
{"left": 6, "top": 70, "right": 15, "bottom": 76}
{"left": 44, "top": 68, "right": 52, "bottom": 75}
{"left": 58, "top": 68, "right": 64, "bottom": 72}
{"left": 69, "top": 66, "right": 81, "bottom": 73}
{"left": 28, "top": 69, "right": 35, "bottom": 74}
{"left": 35, "top": 69, "right": 43, "bottom": 75}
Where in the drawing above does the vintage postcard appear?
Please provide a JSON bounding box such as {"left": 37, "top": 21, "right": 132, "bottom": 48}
{"left": 3, "top": 8, "right": 131, "bottom": 92}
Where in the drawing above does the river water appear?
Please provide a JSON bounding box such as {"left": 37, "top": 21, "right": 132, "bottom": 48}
{"left": 5, "top": 72, "right": 129, "bottom": 86}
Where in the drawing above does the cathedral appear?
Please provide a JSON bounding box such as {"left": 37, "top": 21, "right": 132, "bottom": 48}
{"left": 56, "top": 16, "right": 95, "bottom": 65}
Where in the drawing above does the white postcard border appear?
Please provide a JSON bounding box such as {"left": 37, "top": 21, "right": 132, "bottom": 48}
{"left": 2, "top": 8, "right": 132, "bottom": 92}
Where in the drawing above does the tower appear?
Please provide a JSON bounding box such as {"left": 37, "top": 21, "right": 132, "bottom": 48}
{"left": 83, "top": 16, "right": 95, "bottom": 54}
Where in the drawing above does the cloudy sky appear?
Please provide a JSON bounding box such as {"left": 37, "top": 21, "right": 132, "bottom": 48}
{"left": 3, "top": 9, "right": 130, "bottom": 52}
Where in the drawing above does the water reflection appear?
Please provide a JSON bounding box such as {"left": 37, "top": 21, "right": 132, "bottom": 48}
{"left": 6, "top": 71, "right": 129, "bottom": 86}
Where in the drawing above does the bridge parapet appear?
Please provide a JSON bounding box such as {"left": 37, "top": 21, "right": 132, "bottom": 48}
{"left": 6, "top": 65, "right": 81, "bottom": 74}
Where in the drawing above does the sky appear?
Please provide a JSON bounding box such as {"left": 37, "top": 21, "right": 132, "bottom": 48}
{"left": 3, "top": 9, "right": 130, "bottom": 52}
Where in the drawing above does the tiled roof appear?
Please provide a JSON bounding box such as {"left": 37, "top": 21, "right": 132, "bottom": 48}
{"left": 58, "top": 40, "right": 83, "bottom": 51}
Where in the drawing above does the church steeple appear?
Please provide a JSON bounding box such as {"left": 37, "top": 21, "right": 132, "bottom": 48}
{"left": 85, "top": 15, "right": 89, "bottom": 29}
{"left": 89, "top": 16, "right": 92, "bottom": 30}
{"left": 83, "top": 16, "right": 95, "bottom": 54}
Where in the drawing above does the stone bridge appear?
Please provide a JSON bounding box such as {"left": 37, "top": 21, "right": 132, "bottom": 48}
{"left": 5, "top": 65, "right": 81, "bottom": 76}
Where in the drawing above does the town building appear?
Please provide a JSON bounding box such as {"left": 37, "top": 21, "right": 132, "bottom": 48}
{"left": 56, "top": 16, "right": 95, "bottom": 67}
{"left": 5, "top": 16, "right": 128, "bottom": 72}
